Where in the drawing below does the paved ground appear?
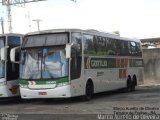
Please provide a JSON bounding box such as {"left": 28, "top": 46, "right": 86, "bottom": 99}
{"left": 0, "top": 84, "right": 160, "bottom": 120}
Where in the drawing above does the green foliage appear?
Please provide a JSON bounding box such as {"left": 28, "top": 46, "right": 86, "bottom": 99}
{"left": 107, "top": 50, "right": 115, "bottom": 55}
{"left": 113, "top": 31, "right": 120, "bottom": 35}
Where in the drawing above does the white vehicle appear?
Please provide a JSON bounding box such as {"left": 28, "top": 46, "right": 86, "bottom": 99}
{"left": 0, "top": 33, "right": 22, "bottom": 98}
{"left": 11, "top": 29, "right": 144, "bottom": 100}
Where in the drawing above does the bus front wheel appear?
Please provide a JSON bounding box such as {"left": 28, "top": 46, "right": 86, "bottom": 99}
{"left": 82, "top": 80, "right": 94, "bottom": 101}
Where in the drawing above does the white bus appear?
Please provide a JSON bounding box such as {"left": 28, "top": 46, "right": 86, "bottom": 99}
{"left": 0, "top": 33, "right": 22, "bottom": 98}
{"left": 11, "top": 29, "right": 143, "bottom": 100}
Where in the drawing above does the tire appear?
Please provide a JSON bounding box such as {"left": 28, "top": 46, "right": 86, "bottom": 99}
{"left": 21, "top": 99, "right": 31, "bottom": 103}
{"left": 126, "top": 76, "right": 132, "bottom": 92}
{"left": 82, "top": 81, "right": 94, "bottom": 101}
{"left": 131, "top": 75, "right": 137, "bottom": 91}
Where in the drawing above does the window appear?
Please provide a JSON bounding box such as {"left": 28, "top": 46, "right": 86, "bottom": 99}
{"left": 128, "top": 41, "right": 142, "bottom": 56}
{"left": 7, "top": 36, "right": 21, "bottom": 81}
{"left": 20, "top": 46, "right": 68, "bottom": 80}
{"left": 71, "top": 33, "right": 82, "bottom": 80}
{"left": 83, "top": 34, "right": 142, "bottom": 57}
{"left": 122, "top": 41, "right": 129, "bottom": 56}
{"left": 83, "top": 34, "right": 95, "bottom": 54}
{"left": 136, "top": 42, "right": 142, "bottom": 56}
{"left": 23, "top": 33, "right": 68, "bottom": 48}
{"left": 130, "top": 41, "right": 136, "bottom": 54}
{"left": 94, "top": 36, "right": 107, "bottom": 55}
{"left": 114, "top": 40, "right": 130, "bottom": 56}
{"left": 0, "top": 37, "right": 5, "bottom": 79}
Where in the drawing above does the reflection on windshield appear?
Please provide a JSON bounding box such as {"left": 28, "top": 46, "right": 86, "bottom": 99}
{"left": 0, "top": 38, "right": 5, "bottom": 78}
{"left": 20, "top": 46, "right": 68, "bottom": 80}
{"left": 0, "top": 61, "right": 4, "bottom": 78}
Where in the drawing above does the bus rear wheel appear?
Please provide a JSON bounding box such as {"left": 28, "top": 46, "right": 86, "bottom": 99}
{"left": 82, "top": 80, "right": 94, "bottom": 101}
{"left": 126, "top": 75, "right": 137, "bottom": 92}
{"left": 131, "top": 75, "right": 137, "bottom": 91}
{"left": 126, "top": 76, "right": 132, "bottom": 92}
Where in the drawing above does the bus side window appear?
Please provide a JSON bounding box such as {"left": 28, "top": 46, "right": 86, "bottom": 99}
{"left": 84, "top": 34, "right": 94, "bottom": 54}
{"left": 129, "top": 41, "right": 142, "bottom": 56}
{"left": 136, "top": 42, "right": 142, "bottom": 56}
{"left": 121, "top": 41, "right": 129, "bottom": 56}
{"left": 115, "top": 40, "right": 122, "bottom": 55}
{"left": 71, "top": 33, "right": 82, "bottom": 80}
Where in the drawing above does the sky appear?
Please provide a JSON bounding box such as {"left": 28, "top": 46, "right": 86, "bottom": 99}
{"left": 1, "top": 0, "right": 160, "bottom": 39}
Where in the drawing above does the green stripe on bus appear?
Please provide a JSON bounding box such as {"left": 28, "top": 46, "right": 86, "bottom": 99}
{"left": 84, "top": 57, "right": 143, "bottom": 69}
{"left": 19, "top": 76, "right": 69, "bottom": 85}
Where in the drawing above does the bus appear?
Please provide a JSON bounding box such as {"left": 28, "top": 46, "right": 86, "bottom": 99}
{"left": 10, "top": 29, "right": 144, "bottom": 100}
{"left": 0, "top": 33, "right": 22, "bottom": 98}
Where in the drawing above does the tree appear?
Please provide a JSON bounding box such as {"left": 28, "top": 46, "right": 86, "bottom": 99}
{"left": 113, "top": 31, "right": 120, "bottom": 36}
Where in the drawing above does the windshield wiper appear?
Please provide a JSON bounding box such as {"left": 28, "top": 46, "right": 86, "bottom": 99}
{"left": 43, "top": 63, "right": 55, "bottom": 80}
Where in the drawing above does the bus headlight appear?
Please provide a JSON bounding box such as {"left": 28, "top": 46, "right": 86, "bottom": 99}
{"left": 20, "top": 84, "right": 28, "bottom": 88}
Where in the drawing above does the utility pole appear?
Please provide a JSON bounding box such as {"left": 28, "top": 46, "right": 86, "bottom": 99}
{"left": 7, "top": 4, "right": 12, "bottom": 33}
{"left": 0, "top": 17, "right": 4, "bottom": 34}
{"left": 71, "top": 0, "right": 76, "bottom": 3}
{"left": 1, "top": 0, "right": 47, "bottom": 33}
{"left": 32, "top": 19, "right": 42, "bottom": 31}
{"left": 1, "top": 0, "right": 75, "bottom": 33}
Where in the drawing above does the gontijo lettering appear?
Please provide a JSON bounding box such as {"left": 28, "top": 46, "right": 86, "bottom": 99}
{"left": 91, "top": 59, "right": 108, "bottom": 67}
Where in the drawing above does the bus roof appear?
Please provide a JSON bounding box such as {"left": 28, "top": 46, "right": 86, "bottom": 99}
{"left": 25, "top": 28, "right": 140, "bottom": 42}
{"left": 0, "top": 33, "right": 23, "bottom": 37}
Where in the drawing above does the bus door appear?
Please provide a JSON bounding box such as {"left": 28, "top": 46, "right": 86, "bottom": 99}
{"left": 70, "top": 32, "right": 83, "bottom": 96}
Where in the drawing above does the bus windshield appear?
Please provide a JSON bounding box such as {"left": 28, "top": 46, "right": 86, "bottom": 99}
{"left": 0, "top": 38, "right": 5, "bottom": 78}
{"left": 20, "top": 46, "right": 68, "bottom": 80}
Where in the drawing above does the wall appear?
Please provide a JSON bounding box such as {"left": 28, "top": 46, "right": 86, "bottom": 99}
{"left": 143, "top": 48, "right": 160, "bottom": 84}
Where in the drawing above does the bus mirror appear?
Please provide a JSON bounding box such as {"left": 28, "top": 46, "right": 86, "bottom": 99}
{"left": 0, "top": 47, "right": 6, "bottom": 61}
{"left": 65, "top": 43, "right": 73, "bottom": 59}
{"left": 10, "top": 47, "right": 20, "bottom": 64}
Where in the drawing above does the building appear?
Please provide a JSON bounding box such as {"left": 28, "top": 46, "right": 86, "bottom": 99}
{"left": 141, "top": 37, "right": 160, "bottom": 84}
{"left": 141, "top": 38, "right": 160, "bottom": 49}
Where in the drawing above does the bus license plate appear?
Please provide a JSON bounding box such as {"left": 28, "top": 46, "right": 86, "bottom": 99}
{"left": 38, "top": 92, "right": 47, "bottom": 95}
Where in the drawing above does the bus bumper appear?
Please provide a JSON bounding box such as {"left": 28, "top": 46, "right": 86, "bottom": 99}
{"left": 20, "top": 85, "right": 72, "bottom": 99}
{"left": 0, "top": 86, "right": 9, "bottom": 97}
